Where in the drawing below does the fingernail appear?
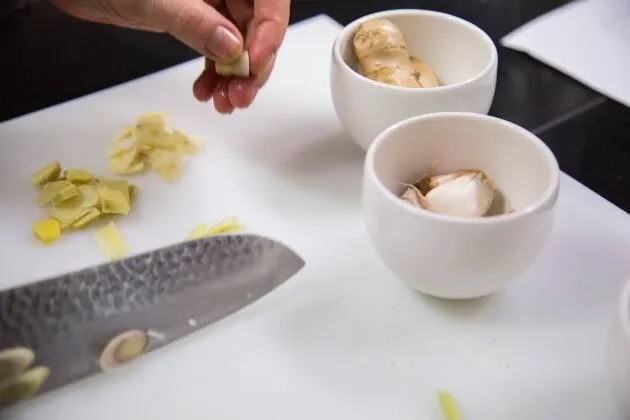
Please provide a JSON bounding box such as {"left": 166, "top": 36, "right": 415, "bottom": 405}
{"left": 206, "top": 26, "right": 242, "bottom": 60}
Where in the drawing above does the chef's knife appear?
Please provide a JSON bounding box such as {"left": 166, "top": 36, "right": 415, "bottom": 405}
{"left": 0, "top": 233, "right": 305, "bottom": 408}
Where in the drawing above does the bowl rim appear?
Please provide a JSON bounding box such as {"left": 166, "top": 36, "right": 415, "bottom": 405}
{"left": 364, "top": 112, "right": 561, "bottom": 225}
{"left": 332, "top": 9, "right": 499, "bottom": 92}
{"left": 619, "top": 278, "right": 630, "bottom": 337}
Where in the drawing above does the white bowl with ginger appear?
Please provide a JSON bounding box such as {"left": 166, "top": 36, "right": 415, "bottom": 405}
{"left": 362, "top": 112, "right": 560, "bottom": 299}
{"left": 331, "top": 9, "right": 498, "bottom": 152}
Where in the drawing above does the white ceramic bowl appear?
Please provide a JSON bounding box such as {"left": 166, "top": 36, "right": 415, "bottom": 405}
{"left": 608, "top": 278, "right": 630, "bottom": 419}
{"left": 362, "top": 112, "right": 560, "bottom": 299}
{"left": 331, "top": 9, "right": 498, "bottom": 152}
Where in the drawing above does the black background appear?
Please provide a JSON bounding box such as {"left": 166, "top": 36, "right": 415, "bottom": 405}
{"left": 1, "top": 0, "right": 629, "bottom": 211}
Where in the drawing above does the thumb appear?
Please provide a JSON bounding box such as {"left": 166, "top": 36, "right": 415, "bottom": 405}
{"left": 149, "top": 0, "right": 244, "bottom": 61}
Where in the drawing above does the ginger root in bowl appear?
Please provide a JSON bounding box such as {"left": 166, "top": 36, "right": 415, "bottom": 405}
{"left": 352, "top": 18, "right": 441, "bottom": 88}
{"left": 331, "top": 10, "right": 498, "bottom": 151}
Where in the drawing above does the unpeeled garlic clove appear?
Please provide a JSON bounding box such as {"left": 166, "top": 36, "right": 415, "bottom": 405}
{"left": 425, "top": 171, "right": 496, "bottom": 217}
{"left": 400, "top": 184, "right": 429, "bottom": 209}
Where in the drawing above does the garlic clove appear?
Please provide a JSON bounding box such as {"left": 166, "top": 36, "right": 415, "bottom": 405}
{"left": 400, "top": 184, "right": 429, "bottom": 209}
{"left": 428, "top": 169, "right": 479, "bottom": 190}
{"left": 215, "top": 51, "right": 250, "bottom": 78}
{"left": 425, "top": 172, "right": 495, "bottom": 217}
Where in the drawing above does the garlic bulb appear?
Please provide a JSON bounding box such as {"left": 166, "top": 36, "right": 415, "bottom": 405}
{"left": 399, "top": 169, "right": 497, "bottom": 217}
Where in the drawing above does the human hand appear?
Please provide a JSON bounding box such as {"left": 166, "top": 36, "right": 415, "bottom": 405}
{"left": 50, "top": 0, "right": 290, "bottom": 114}
{"left": 192, "top": 0, "right": 290, "bottom": 114}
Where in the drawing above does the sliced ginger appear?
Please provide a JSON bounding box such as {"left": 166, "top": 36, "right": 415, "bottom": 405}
{"left": 49, "top": 207, "right": 92, "bottom": 229}
{"left": 50, "top": 184, "right": 79, "bottom": 206}
{"left": 94, "top": 221, "right": 128, "bottom": 260}
{"left": 107, "top": 146, "right": 144, "bottom": 175}
{"left": 29, "top": 113, "right": 204, "bottom": 259}
{"left": 188, "top": 217, "right": 243, "bottom": 240}
{"left": 37, "top": 180, "right": 71, "bottom": 206}
{"left": 107, "top": 112, "right": 201, "bottom": 181}
{"left": 150, "top": 150, "right": 183, "bottom": 182}
{"left": 32, "top": 218, "right": 61, "bottom": 245}
{"left": 72, "top": 208, "right": 101, "bottom": 229}
{"left": 63, "top": 169, "right": 93, "bottom": 184}
{"left": 31, "top": 161, "right": 61, "bottom": 188}
{"left": 31, "top": 162, "right": 137, "bottom": 248}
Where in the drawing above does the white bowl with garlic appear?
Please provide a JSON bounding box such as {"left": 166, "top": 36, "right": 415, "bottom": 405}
{"left": 608, "top": 278, "right": 630, "bottom": 419}
{"left": 330, "top": 9, "right": 498, "bottom": 152}
{"left": 362, "top": 112, "right": 560, "bottom": 299}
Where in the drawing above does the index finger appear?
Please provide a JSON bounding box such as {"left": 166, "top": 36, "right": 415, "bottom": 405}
{"left": 246, "top": 0, "right": 290, "bottom": 74}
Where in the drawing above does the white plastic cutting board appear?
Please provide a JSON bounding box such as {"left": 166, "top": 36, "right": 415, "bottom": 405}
{"left": 0, "top": 15, "right": 628, "bottom": 420}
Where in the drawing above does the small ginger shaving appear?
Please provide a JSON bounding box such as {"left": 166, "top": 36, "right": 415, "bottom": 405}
{"left": 94, "top": 221, "right": 128, "bottom": 261}
{"left": 437, "top": 390, "right": 462, "bottom": 420}
{"left": 188, "top": 217, "right": 243, "bottom": 240}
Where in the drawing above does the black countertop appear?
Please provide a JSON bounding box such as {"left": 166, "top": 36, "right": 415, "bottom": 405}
{"left": 1, "top": 0, "right": 629, "bottom": 212}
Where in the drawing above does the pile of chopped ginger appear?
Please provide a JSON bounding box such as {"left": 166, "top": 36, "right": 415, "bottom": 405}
{"left": 31, "top": 161, "right": 137, "bottom": 246}
{"left": 107, "top": 112, "right": 201, "bottom": 181}
{"left": 30, "top": 112, "right": 243, "bottom": 261}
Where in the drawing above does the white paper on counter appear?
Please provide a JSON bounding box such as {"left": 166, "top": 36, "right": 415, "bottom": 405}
{"left": 501, "top": 0, "right": 630, "bottom": 107}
